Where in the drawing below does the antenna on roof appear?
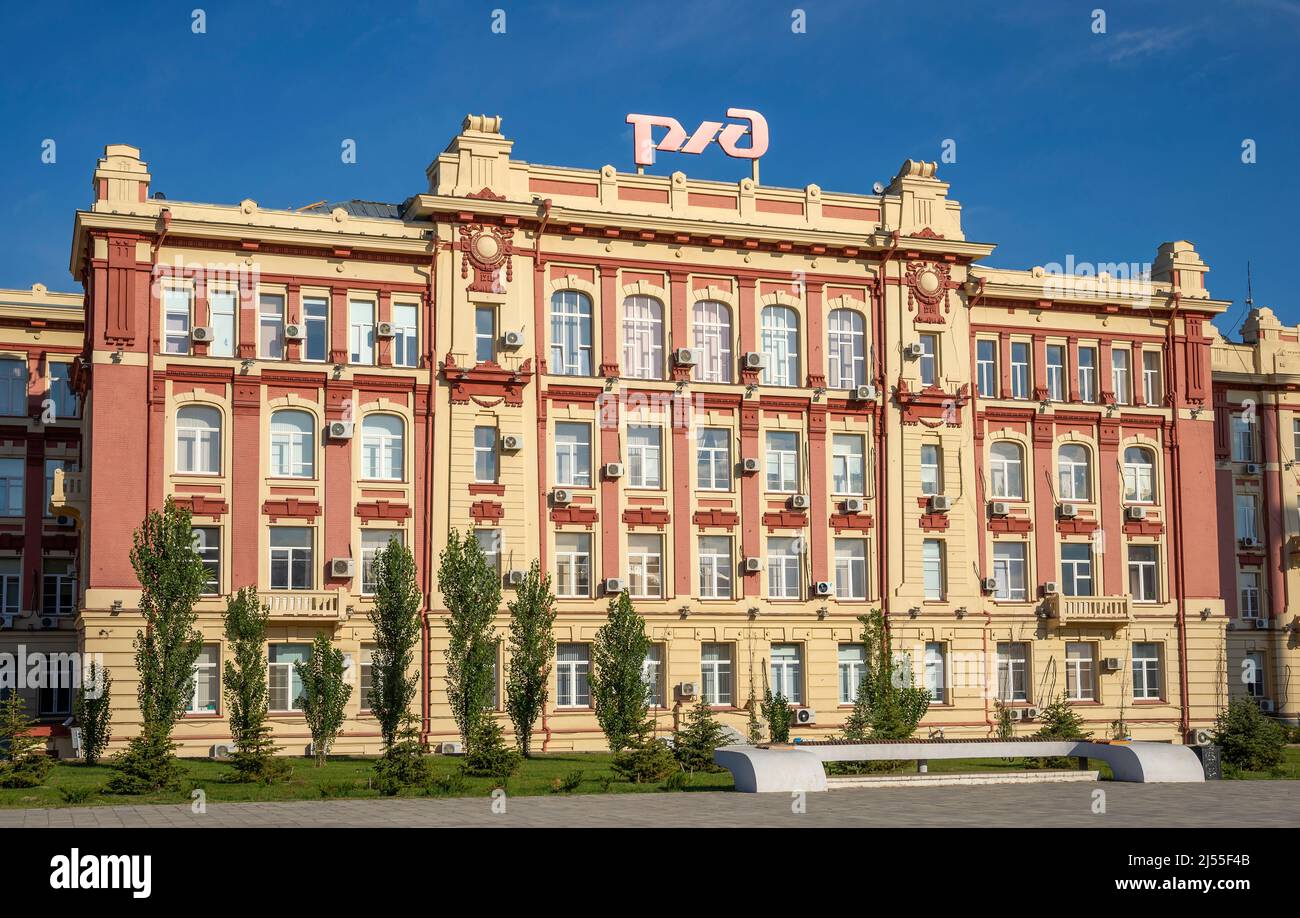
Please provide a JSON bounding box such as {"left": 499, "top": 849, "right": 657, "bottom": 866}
{"left": 1245, "top": 260, "right": 1254, "bottom": 310}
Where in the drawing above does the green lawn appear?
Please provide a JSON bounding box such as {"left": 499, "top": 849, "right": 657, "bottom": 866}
{"left": 1221, "top": 745, "right": 1300, "bottom": 780}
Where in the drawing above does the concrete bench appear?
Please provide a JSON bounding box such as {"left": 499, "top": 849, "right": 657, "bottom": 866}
{"left": 714, "top": 739, "right": 1205, "bottom": 793}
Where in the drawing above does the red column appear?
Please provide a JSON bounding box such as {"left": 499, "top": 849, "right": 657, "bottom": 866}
{"left": 598, "top": 266, "right": 620, "bottom": 377}
{"left": 22, "top": 415, "right": 45, "bottom": 612}
{"left": 377, "top": 289, "right": 393, "bottom": 367}
{"left": 230, "top": 380, "right": 261, "bottom": 589}
{"left": 1031, "top": 333, "right": 1047, "bottom": 400}
{"left": 1031, "top": 417, "right": 1056, "bottom": 592}
{"left": 330, "top": 287, "right": 348, "bottom": 365}
{"left": 737, "top": 278, "right": 760, "bottom": 598}
{"left": 1260, "top": 403, "right": 1285, "bottom": 620}
{"left": 1066, "top": 338, "right": 1080, "bottom": 403}
{"left": 807, "top": 404, "right": 828, "bottom": 583}
{"left": 599, "top": 407, "right": 621, "bottom": 586}
{"left": 237, "top": 272, "right": 256, "bottom": 359}
{"left": 805, "top": 283, "right": 825, "bottom": 388}
{"left": 1098, "top": 419, "right": 1123, "bottom": 594}
{"left": 998, "top": 334, "right": 1011, "bottom": 398}
{"left": 285, "top": 283, "right": 302, "bottom": 362}
{"left": 323, "top": 379, "right": 353, "bottom": 588}
{"left": 1099, "top": 340, "right": 1114, "bottom": 403}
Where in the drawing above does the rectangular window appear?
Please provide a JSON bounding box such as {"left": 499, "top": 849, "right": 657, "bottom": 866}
{"left": 0, "top": 359, "right": 26, "bottom": 416}
{"left": 48, "top": 363, "right": 78, "bottom": 419}
{"left": 834, "top": 538, "right": 867, "bottom": 600}
{"left": 996, "top": 642, "right": 1029, "bottom": 703}
{"left": 1046, "top": 344, "right": 1065, "bottom": 401}
{"left": 302, "top": 296, "right": 328, "bottom": 362}
{"left": 767, "top": 536, "right": 801, "bottom": 599}
{"left": 1010, "top": 341, "right": 1030, "bottom": 399}
{"left": 0, "top": 558, "right": 21, "bottom": 614}
{"left": 698, "top": 536, "right": 732, "bottom": 599}
{"left": 765, "top": 431, "right": 799, "bottom": 493}
{"left": 1065, "top": 642, "right": 1096, "bottom": 701}
{"left": 770, "top": 644, "right": 803, "bottom": 704}
{"left": 1128, "top": 544, "right": 1158, "bottom": 602}
{"left": 188, "top": 645, "right": 220, "bottom": 714}
{"left": 642, "top": 645, "right": 664, "bottom": 707}
{"left": 163, "top": 286, "right": 192, "bottom": 354}
{"left": 924, "top": 642, "right": 947, "bottom": 703}
{"left": 627, "top": 426, "right": 662, "bottom": 489}
{"left": 554, "top": 422, "right": 592, "bottom": 487}
{"left": 349, "top": 300, "right": 376, "bottom": 365}
{"left": 1111, "top": 348, "right": 1131, "bottom": 405}
{"left": 838, "top": 644, "right": 867, "bottom": 704}
{"left": 392, "top": 303, "right": 419, "bottom": 368}
{"left": 1239, "top": 572, "right": 1261, "bottom": 620}
{"left": 1077, "top": 347, "right": 1097, "bottom": 403}
{"left": 551, "top": 291, "right": 593, "bottom": 376}
{"left": 920, "top": 443, "right": 941, "bottom": 496}
{"left": 831, "top": 433, "right": 865, "bottom": 495}
{"left": 259, "top": 292, "right": 285, "bottom": 359}
{"left": 475, "top": 305, "right": 497, "bottom": 364}
{"left": 269, "top": 527, "right": 313, "bottom": 590}
{"left": 1244, "top": 651, "right": 1265, "bottom": 698}
{"left": 556, "top": 644, "right": 591, "bottom": 707}
{"left": 922, "top": 539, "right": 945, "bottom": 600}
{"left": 361, "top": 530, "right": 404, "bottom": 595}
{"left": 192, "top": 526, "right": 220, "bottom": 595}
{"left": 473, "top": 426, "right": 498, "bottom": 483}
{"left": 976, "top": 339, "right": 997, "bottom": 397}
{"left": 208, "top": 288, "right": 237, "bottom": 358}
{"left": 919, "top": 333, "right": 938, "bottom": 386}
{"left": 555, "top": 533, "right": 592, "bottom": 598}
{"left": 1235, "top": 495, "right": 1259, "bottom": 541}
{"left": 38, "top": 653, "right": 75, "bottom": 716}
{"left": 627, "top": 534, "right": 662, "bottom": 598}
{"left": 1142, "top": 351, "right": 1162, "bottom": 406}
{"left": 992, "top": 541, "right": 1027, "bottom": 601}
{"left": 1132, "top": 643, "right": 1162, "bottom": 700}
{"left": 0, "top": 458, "right": 23, "bottom": 517}
{"left": 1231, "top": 415, "right": 1255, "bottom": 462}
{"left": 359, "top": 646, "right": 374, "bottom": 711}
{"left": 700, "top": 643, "right": 733, "bottom": 706}
{"left": 696, "top": 428, "right": 732, "bottom": 491}
{"left": 1061, "top": 543, "right": 1093, "bottom": 597}
{"left": 474, "top": 528, "right": 502, "bottom": 576}
{"left": 269, "top": 643, "right": 310, "bottom": 712}
{"left": 42, "top": 558, "right": 76, "bottom": 615}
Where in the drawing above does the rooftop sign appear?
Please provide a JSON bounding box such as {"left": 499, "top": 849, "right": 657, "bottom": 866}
{"left": 626, "top": 108, "right": 769, "bottom": 171}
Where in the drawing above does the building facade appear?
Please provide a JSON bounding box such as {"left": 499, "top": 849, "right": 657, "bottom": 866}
{"left": 8, "top": 115, "right": 1293, "bottom": 758}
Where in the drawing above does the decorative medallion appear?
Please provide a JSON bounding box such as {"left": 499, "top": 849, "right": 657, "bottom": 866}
{"left": 457, "top": 223, "right": 514, "bottom": 293}
{"left": 905, "top": 260, "right": 953, "bottom": 324}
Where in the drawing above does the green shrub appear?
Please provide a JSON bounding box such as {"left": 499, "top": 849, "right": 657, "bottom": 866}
{"left": 424, "top": 772, "right": 469, "bottom": 797}
{"left": 550, "top": 770, "right": 583, "bottom": 794}
{"left": 1213, "top": 698, "right": 1287, "bottom": 771}
{"left": 611, "top": 721, "right": 678, "bottom": 783}
{"left": 662, "top": 769, "right": 690, "bottom": 791}
{"left": 58, "top": 785, "right": 99, "bottom": 805}
{"left": 673, "top": 697, "right": 727, "bottom": 772}
{"left": 372, "top": 716, "right": 431, "bottom": 794}
{"left": 0, "top": 692, "right": 53, "bottom": 789}
{"left": 318, "top": 781, "right": 360, "bottom": 798}
{"left": 1028, "top": 693, "right": 1092, "bottom": 769}
{"left": 761, "top": 691, "right": 793, "bottom": 744}
{"left": 462, "top": 716, "right": 521, "bottom": 779}
{"left": 105, "top": 730, "right": 185, "bottom": 794}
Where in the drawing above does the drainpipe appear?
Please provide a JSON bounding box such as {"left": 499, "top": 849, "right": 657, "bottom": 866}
{"left": 145, "top": 210, "right": 172, "bottom": 514}
{"left": 1164, "top": 289, "right": 1192, "bottom": 739}
{"left": 875, "top": 230, "right": 900, "bottom": 626}
{"left": 532, "top": 198, "right": 554, "bottom": 752}
{"left": 420, "top": 237, "right": 437, "bottom": 745}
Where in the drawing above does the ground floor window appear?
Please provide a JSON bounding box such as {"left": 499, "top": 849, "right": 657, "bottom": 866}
{"left": 996, "top": 642, "right": 1029, "bottom": 702}
{"left": 1132, "top": 643, "right": 1162, "bottom": 700}
{"left": 642, "top": 645, "right": 664, "bottom": 707}
{"left": 700, "top": 643, "right": 733, "bottom": 706}
{"left": 269, "top": 643, "right": 310, "bottom": 712}
{"left": 188, "top": 644, "right": 220, "bottom": 714}
{"left": 838, "top": 644, "right": 866, "bottom": 704}
{"left": 42, "top": 558, "right": 77, "bottom": 615}
{"left": 38, "top": 654, "right": 76, "bottom": 716}
{"left": 1065, "top": 642, "right": 1096, "bottom": 701}
{"left": 770, "top": 643, "right": 803, "bottom": 704}
{"left": 1244, "top": 651, "right": 1265, "bottom": 698}
{"left": 556, "top": 643, "right": 590, "bottom": 708}
{"left": 924, "top": 642, "right": 947, "bottom": 704}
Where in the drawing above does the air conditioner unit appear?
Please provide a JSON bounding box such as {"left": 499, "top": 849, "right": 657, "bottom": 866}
{"left": 813, "top": 581, "right": 833, "bottom": 596}
{"left": 741, "top": 556, "right": 764, "bottom": 574}
{"left": 1022, "top": 707, "right": 1040, "bottom": 721}
{"left": 56, "top": 515, "right": 73, "bottom": 527}
{"left": 40, "top": 617, "right": 57, "bottom": 630}
{"left": 375, "top": 321, "right": 395, "bottom": 338}
{"left": 210, "top": 743, "right": 236, "bottom": 760}
{"left": 981, "top": 577, "right": 998, "bottom": 593}
{"left": 501, "top": 330, "right": 525, "bottom": 348}
{"left": 789, "top": 494, "right": 811, "bottom": 510}
{"left": 1125, "top": 505, "right": 1147, "bottom": 521}
{"left": 504, "top": 569, "right": 526, "bottom": 586}
{"left": 1239, "top": 537, "right": 1259, "bottom": 548}
{"left": 1192, "top": 728, "right": 1214, "bottom": 746}
{"left": 673, "top": 347, "right": 701, "bottom": 367}
{"left": 989, "top": 501, "right": 1010, "bottom": 517}
{"left": 1257, "top": 698, "right": 1275, "bottom": 714}
{"left": 1103, "top": 657, "right": 1122, "bottom": 672}
{"left": 842, "top": 497, "right": 865, "bottom": 514}
{"left": 0, "top": 614, "right": 13, "bottom": 630}
{"left": 904, "top": 342, "right": 924, "bottom": 359}
{"left": 1058, "top": 503, "right": 1079, "bottom": 519}
{"left": 190, "top": 325, "right": 214, "bottom": 342}
{"left": 793, "top": 707, "right": 816, "bottom": 725}
{"left": 853, "top": 384, "right": 877, "bottom": 401}
{"left": 500, "top": 435, "right": 522, "bottom": 451}
{"left": 928, "top": 495, "right": 953, "bottom": 513}
{"left": 742, "top": 352, "right": 768, "bottom": 370}
{"left": 284, "top": 323, "right": 306, "bottom": 340}
{"left": 1006, "top": 708, "right": 1022, "bottom": 721}
{"left": 1042, "top": 581, "right": 1060, "bottom": 596}
{"left": 437, "top": 741, "right": 464, "bottom": 755}
{"left": 1253, "top": 618, "right": 1269, "bottom": 630}
{"left": 330, "top": 557, "right": 355, "bottom": 578}
{"left": 552, "top": 488, "right": 573, "bottom": 505}
{"left": 602, "top": 462, "right": 625, "bottom": 479}
{"left": 740, "top": 457, "right": 761, "bottom": 474}
{"left": 1245, "top": 463, "right": 1261, "bottom": 475}
{"left": 327, "top": 420, "right": 354, "bottom": 440}
{"left": 678, "top": 682, "right": 700, "bottom": 699}
{"left": 603, "top": 577, "right": 627, "bottom": 595}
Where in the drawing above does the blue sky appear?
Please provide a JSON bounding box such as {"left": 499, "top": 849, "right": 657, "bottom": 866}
{"left": 1, "top": 0, "right": 1297, "bottom": 336}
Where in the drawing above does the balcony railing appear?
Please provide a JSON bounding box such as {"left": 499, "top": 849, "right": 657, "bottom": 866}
{"left": 257, "top": 589, "right": 347, "bottom": 622}
{"left": 49, "top": 468, "right": 86, "bottom": 525}
{"left": 1046, "top": 594, "right": 1132, "bottom": 624}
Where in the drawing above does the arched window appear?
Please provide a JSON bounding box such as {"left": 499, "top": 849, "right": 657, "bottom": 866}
{"left": 761, "top": 305, "right": 800, "bottom": 387}
{"left": 176, "top": 405, "right": 222, "bottom": 474}
{"left": 692, "top": 300, "right": 732, "bottom": 383}
{"left": 550, "top": 291, "right": 592, "bottom": 376}
{"left": 827, "top": 309, "right": 866, "bottom": 389}
{"left": 622, "top": 295, "right": 664, "bottom": 379}
{"left": 270, "top": 410, "right": 315, "bottom": 478}
{"left": 1123, "top": 446, "right": 1155, "bottom": 503}
{"left": 1058, "top": 444, "right": 1092, "bottom": 501}
{"left": 989, "top": 441, "right": 1024, "bottom": 500}
{"left": 361, "top": 414, "right": 404, "bottom": 481}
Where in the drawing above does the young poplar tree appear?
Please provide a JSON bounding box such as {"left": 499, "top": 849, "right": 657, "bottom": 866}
{"left": 505, "top": 561, "right": 556, "bottom": 757}
{"left": 0, "top": 692, "right": 52, "bottom": 788}
{"left": 439, "top": 530, "right": 500, "bottom": 751}
{"left": 589, "top": 591, "right": 651, "bottom": 753}
{"left": 368, "top": 537, "right": 423, "bottom": 752}
{"left": 296, "top": 633, "right": 352, "bottom": 767}
{"left": 222, "top": 586, "right": 285, "bottom": 781}
{"left": 109, "top": 497, "right": 207, "bottom": 793}
{"left": 73, "top": 661, "right": 112, "bottom": 766}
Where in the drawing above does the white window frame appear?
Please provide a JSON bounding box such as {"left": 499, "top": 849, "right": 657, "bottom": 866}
{"left": 551, "top": 291, "right": 593, "bottom": 377}
{"left": 923, "top": 539, "right": 945, "bottom": 600}
{"left": 1046, "top": 344, "right": 1065, "bottom": 401}
{"left": 187, "top": 645, "right": 220, "bottom": 715}
{"left": 1128, "top": 544, "right": 1158, "bottom": 603}
{"left": 1142, "top": 350, "right": 1162, "bottom": 405}
{"left": 831, "top": 433, "right": 865, "bottom": 496}
{"left": 692, "top": 299, "right": 733, "bottom": 383}
{"left": 920, "top": 443, "right": 941, "bottom": 496}
{"left": 627, "top": 534, "right": 663, "bottom": 599}
{"left": 992, "top": 541, "right": 1027, "bottom": 601}
{"left": 1111, "top": 348, "right": 1131, "bottom": 405}
{"left": 1122, "top": 447, "right": 1154, "bottom": 503}
{"left": 827, "top": 309, "right": 865, "bottom": 389}
{"left": 556, "top": 644, "right": 591, "bottom": 708}
{"left": 1077, "top": 347, "right": 1097, "bottom": 403}
{"left": 976, "top": 339, "right": 997, "bottom": 397}
{"left": 767, "top": 536, "right": 801, "bottom": 600}
{"left": 622, "top": 295, "right": 664, "bottom": 380}
{"left": 207, "top": 287, "right": 238, "bottom": 359}
{"left": 175, "top": 405, "right": 222, "bottom": 475}
{"left": 698, "top": 536, "right": 732, "bottom": 599}
{"left": 361, "top": 414, "right": 405, "bottom": 481}
{"left": 302, "top": 295, "right": 328, "bottom": 362}
{"left": 989, "top": 441, "right": 1025, "bottom": 500}
{"left": 1010, "top": 341, "right": 1029, "bottom": 399}
{"left": 770, "top": 644, "right": 803, "bottom": 704}
{"left": 838, "top": 644, "right": 867, "bottom": 704}
{"left": 1238, "top": 571, "right": 1260, "bottom": 620}
{"left": 696, "top": 427, "right": 732, "bottom": 491}
{"left": 761, "top": 306, "right": 800, "bottom": 387}
{"left": 1058, "top": 443, "right": 1092, "bottom": 501}
{"left": 1060, "top": 543, "right": 1093, "bottom": 597}
{"left": 555, "top": 533, "right": 592, "bottom": 598}
{"left": 268, "top": 643, "right": 310, "bottom": 712}
{"left": 834, "top": 538, "right": 868, "bottom": 600}
{"left": 765, "top": 431, "right": 799, "bottom": 493}
{"left": 163, "top": 285, "right": 192, "bottom": 355}
{"left": 392, "top": 302, "right": 419, "bottom": 368}
{"left": 473, "top": 426, "right": 498, "bottom": 483}
{"left": 349, "top": 300, "right": 376, "bottom": 365}
{"left": 1132, "top": 643, "right": 1162, "bottom": 700}
{"left": 258, "top": 292, "right": 285, "bottom": 360}
{"left": 996, "top": 642, "right": 1029, "bottom": 703}
{"left": 270, "top": 410, "right": 315, "bottom": 479}
{"left": 918, "top": 332, "right": 938, "bottom": 387}
{"left": 554, "top": 422, "right": 592, "bottom": 487}
{"left": 700, "top": 643, "right": 733, "bottom": 706}
{"left": 269, "top": 527, "right": 313, "bottom": 591}
{"left": 626, "top": 425, "right": 662, "bottom": 489}
{"left": 361, "top": 529, "right": 404, "bottom": 595}
{"left": 1065, "top": 642, "right": 1096, "bottom": 702}
{"left": 924, "top": 642, "right": 947, "bottom": 704}
{"left": 1235, "top": 494, "right": 1258, "bottom": 541}
{"left": 1231, "top": 414, "right": 1255, "bottom": 462}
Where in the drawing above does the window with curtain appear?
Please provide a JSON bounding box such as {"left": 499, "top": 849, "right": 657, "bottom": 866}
{"left": 827, "top": 309, "right": 865, "bottom": 388}
{"left": 761, "top": 306, "right": 800, "bottom": 386}
{"left": 361, "top": 414, "right": 404, "bottom": 480}
{"left": 692, "top": 299, "right": 732, "bottom": 383}
{"left": 270, "top": 410, "right": 315, "bottom": 478}
{"left": 1122, "top": 447, "right": 1154, "bottom": 502}
{"left": 622, "top": 295, "right": 664, "bottom": 379}
{"left": 175, "top": 405, "right": 222, "bottom": 474}
{"left": 1058, "top": 443, "right": 1091, "bottom": 501}
{"left": 550, "top": 291, "right": 593, "bottom": 376}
